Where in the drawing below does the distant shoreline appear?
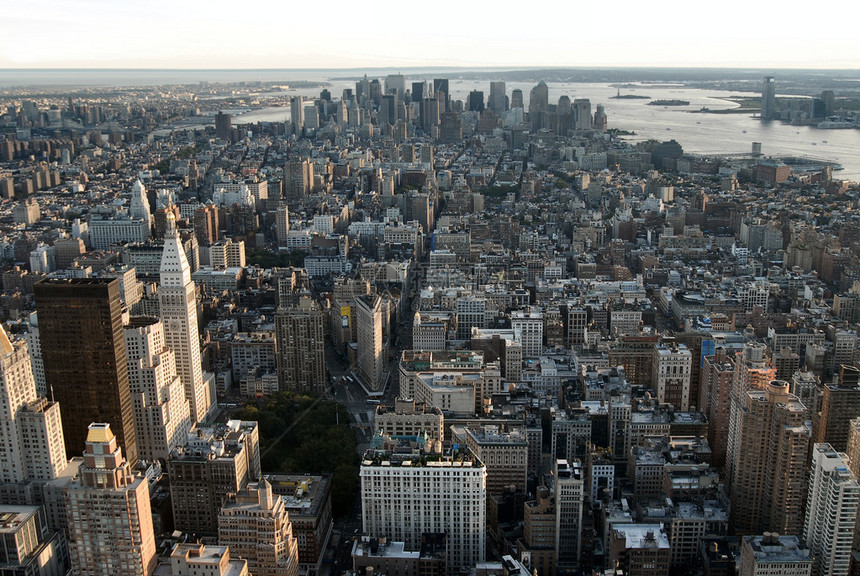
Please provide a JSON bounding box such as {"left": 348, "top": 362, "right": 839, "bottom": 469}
{"left": 3, "top": 66, "right": 860, "bottom": 90}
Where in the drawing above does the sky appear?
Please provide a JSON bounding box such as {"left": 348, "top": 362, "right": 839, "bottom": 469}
{"left": 1, "top": 0, "right": 859, "bottom": 70}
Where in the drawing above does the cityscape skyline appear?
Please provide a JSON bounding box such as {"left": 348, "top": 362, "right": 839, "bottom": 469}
{"left": 3, "top": 29, "right": 860, "bottom": 573}
{"left": 3, "top": 0, "right": 860, "bottom": 70}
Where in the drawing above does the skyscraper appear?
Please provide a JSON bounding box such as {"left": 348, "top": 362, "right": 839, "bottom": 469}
{"left": 813, "top": 365, "right": 860, "bottom": 452}
{"left": 0, "top": 324, "right": 38, "bottom": 483}
{"left": 651, "top": 342, "right": 693, "bottom": 411}
{"left": 129, "top": 179, "right": 151, "bottom": 226}
{"left": 528, "top": 82, "right": 549, "bottom": 129}
{"left": 169, "top": 420, "right": 260, "bottom": 535}
{"left": 700, "top": 348, "right": 735, "bottom": 468}
{"left": 34, "top": 277, "right": 138, "bottom": 465}
{"left": 285, "top": 159, "right": 313, "bottom": 202}
{"left": 489, "top": 81, "right": 506, "bottom": 115}
{"left": 803, "top": 444, "right": 859, "bottom": 576}
{"left": 193, "top": 203, "right": 219, "bottom": 246}
{"left": 510, "top": 89, "right": 524, "bottom": 110}
{"left": 218, "top": 479, "right": 300, "bottom": 576}
{"left": 215, "top": 111, "right": 232, "bottom": 140}
{"left": 573, "top": 98, "right": 593, "bottom": 130}
{"left": 761, "top": 76, "right": 776, "bottom": 120}
{"left": 290, "top": 96, "right": 304, "bottom": 133}
{"left": 467, "top": 90, "right": 485, "bottom": 112}
{"left": 65, "top": 423, "right": 157, "bottom": 576}
{"left": 727, "top": 343, "right": 775, "bottom": 483}
{"left": 276, "top": 204, "right": 290, "bottom": 244}
{"left": 730, "top": 380, "right": 809, "bottom": 535}
{"left": 159, "top": 213, "right": 214, "bottom": 424}
{"left": 0, "top": 325, "right": 67, "bottom": 483}
{"left": 355, "top": 294, "right": 384, "bottom": 392}
{"left": 124, "top": 317, "right": 192, "bottom": 463}
{"left": 360, "top": 445, "right": 486, "bottom": 571}
{"left": 554, "top": 459, "right": 585, "bottom": 571}
{"left": 432, "top": 78, "right": 449, "bottom": 111}
{"left": 385, "top": 74, "right": 406, "bottom": 100}
{"left": 411, "top": 81, "right": 426, "bottom": 102}
{"left": 274, "top": 296, "right": 327, "bottom": 393}
{"left": 420, "top": 97, "right": 440, "bottom": 131}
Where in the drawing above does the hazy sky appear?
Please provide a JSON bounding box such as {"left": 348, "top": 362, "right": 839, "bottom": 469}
{"left": 2, "top": 0, "right": 859, "bottom": 70}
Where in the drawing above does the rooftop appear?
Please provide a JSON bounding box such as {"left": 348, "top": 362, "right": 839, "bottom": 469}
{"left": 0, "top": 506, "right": 39, "bottom": 534}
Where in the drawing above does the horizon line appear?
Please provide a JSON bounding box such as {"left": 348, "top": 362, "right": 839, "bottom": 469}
{"left": 3, "top": 65, "right": 860, "bottom": 72}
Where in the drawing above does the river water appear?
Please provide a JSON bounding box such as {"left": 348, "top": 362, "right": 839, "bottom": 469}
{"left": 229, "top": 80, "right": 859, "bottom": 180}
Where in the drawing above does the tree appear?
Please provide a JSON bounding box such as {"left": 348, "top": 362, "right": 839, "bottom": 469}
{"left": 234, "top": 391, "right": 360, "bottom": 517}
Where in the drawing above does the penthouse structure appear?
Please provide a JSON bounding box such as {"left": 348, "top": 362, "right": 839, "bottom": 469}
{"left": 375, "top": 399, "right": 444, "bottom": 442}
{"left": 0, "top": 505, "right": 68, "bottom": 575}
{"left": 360, "top": 444, "right": 486, "bottom": 572}
{"left": 218, "top": 480, "right": 300, "bottom": 576}
{"left": 739, "top": 534, "right": 811, "bottom": 576}
{"left": 156, "top": 543, "right": 248, "bottom": 576}
{"left": 399, "top": 350, "right": 486, "bottom": 406}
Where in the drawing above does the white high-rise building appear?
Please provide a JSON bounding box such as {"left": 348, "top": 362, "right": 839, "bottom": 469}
{"left": 651, "top": 342, "right": 693, "bottom": 411}
{"left": 360, "top": 447, "right": 486, "bottom": 571}
{"left": 0, "top": 325, "right": 67, "bottom": 484}
{"left": 313, "top": 215, "right": 334, "bottom": 235}
{"left": 159, "top": 213, "right": 214, "bottom": 423}
{"left": 124, "top": 317, "right": 192, "bottom": 464}
{"left": 23, "top": 312, "right": 46, "bottom": 397}
{"left": 276, "top": 205, "right": 290, "bottom": 245}
{"left": 802, "top": 444, "right": 859, "bottom": 576}
{"left": 511, "top": 308, "right": 543, "bottom": 358}
{"left": 130, "top": 179, "right": 152, "bottom": 225}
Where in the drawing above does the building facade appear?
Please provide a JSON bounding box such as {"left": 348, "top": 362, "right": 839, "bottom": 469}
{"left": 65, "top": 423, "right": 156, "bottom": 576}
{"left": 159, "top": 214, "right": 214, "bottom": 424}
{"left": 803, "top": 444, "right": 859, "bottom": 576}
{"left": 360, "top": 446, "right": 486, "bottom": 572}
{"left": 124, "top": 316, "right": 192, "bottom": 464}
{"left": 34, "top": 277, "right": 138, "bottom": 465}
{"left": 219, "top": 480, "right": 300, "bottom": 576}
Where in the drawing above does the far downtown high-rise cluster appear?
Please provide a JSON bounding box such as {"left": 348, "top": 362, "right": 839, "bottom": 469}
{"left": 0, "top": 69, "right": 859, "bottom": 576}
